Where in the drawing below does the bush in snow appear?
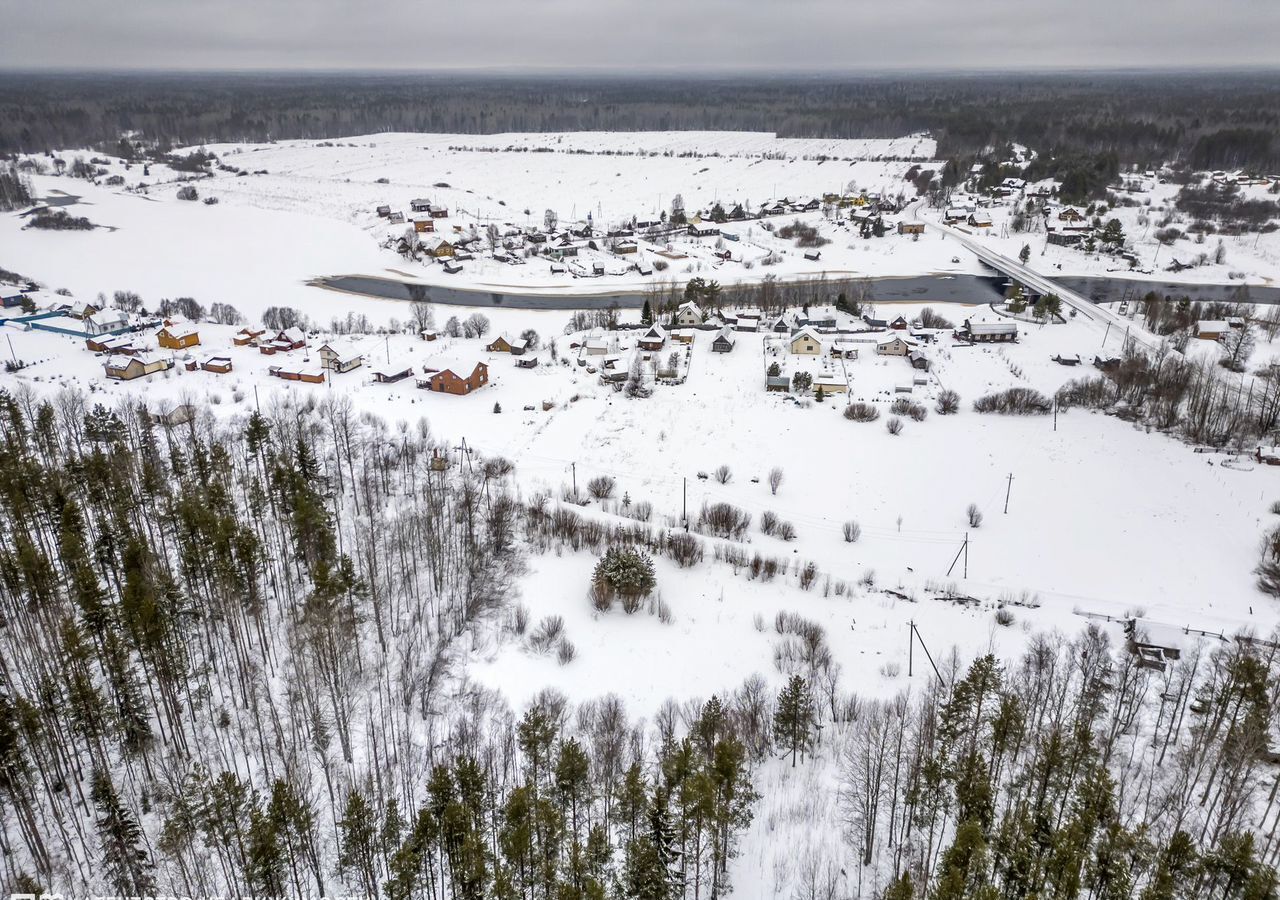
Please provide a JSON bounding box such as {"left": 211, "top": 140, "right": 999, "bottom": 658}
{"left": 842, "top": 520, "right": 861, "bottom": 543}
{"left": 994, "top": 608, "right": 1016, "bottom": 627}
{"left": 699, "top": 502, "right": 751, "bottom": 540}
{"left": 666, "top": 532, "right": 702, "bottom": 568}
{"left": 974, "top": 387, "right": 1052, "bottom": 415}
{"left": 891, "top": 398, "right": 928, "bottom": 421}
{"left": 528, "top": 615, "right": 565, "bottom": 653}
{"left": 556, "top": 638, "right": 577, "bottom": 665}
{"left": 967, "top": 503, "right": 984, "bottom": 528}
{"left": 714, "top": 464, "right": 733, "bottom": 484}
{"left": 844, "top": 402, "right": 880, "bottom": 423}
{"left": 935, "top": 389, "right": 960, "bottom": 415}
{"left": 587, "top": 475, "right": 616, "bottom": 500}
{"left": 176, "top": 185, "right": 199, "bottom": 201}
{"left": 886, "top": 416, "right": 904, "bottom": 435}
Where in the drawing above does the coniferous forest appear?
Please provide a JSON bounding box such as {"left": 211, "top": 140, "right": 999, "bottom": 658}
{"left": 2, "top": 387, "right": 1280, "bottom": 899}
{"left": 1, "top": 71, "right": 1279, "bottom": 172}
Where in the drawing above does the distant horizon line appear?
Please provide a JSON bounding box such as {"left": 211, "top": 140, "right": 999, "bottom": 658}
{"left": 2, "top": 64, "right": 1280, "bottom": 79}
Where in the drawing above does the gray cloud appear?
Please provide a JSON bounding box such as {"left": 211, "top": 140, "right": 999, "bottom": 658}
{"left": 3, "top": 0, "right": 1278, "bottom": 70}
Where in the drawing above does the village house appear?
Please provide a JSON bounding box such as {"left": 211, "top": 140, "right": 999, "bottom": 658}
{"left": 412, "top": 218, "right": 436, "bottom": 233}
{"left": 1058, "top": 207, "right": 1085, "bottom": 223}
{"left": 318, "top": 339, "right": 368, "bottom": 373}
{"left": 688, "top": 222, "right": 721, "bottom": 237}
{"left": 813, "top": 374, "right": 847, "bottom": 394}
{"left": 420, "top": 329, "right": 438, "bottom": 341}
{"left": 86, "top": 334, "right": 137, "bottom": 354}
{"left": 908, "top": 350, "right": 931, "bottom": 371}
{"left": 1196, "top": 320, "right": 1231, "bottom": 341}
{"left": 1, "top": 290, "right": 26, "bottom": 308}
{"left": 962, "top": 316, "right": 1018, "bottom": 343}
{"left": 376, "top": 205, "right": 391, "bottom": 217}
{"left": 614, "top": 239, "right": 638, "bottom": 254}
{"left": 967, "top": 211, "right": 993, "bottom": 228}
{"left": 943, "top": 208, "right": 969, "bottom": 224}
{"left": 200, "top": 355, "right": 234, "bottom": 374}
{"left": 638, "top": 324, "right": 667, "bottom": 351}
{"left": 711, "top": 327, "right": 736, "bottom": 353}
{"left": 829, "top": 341, "right": 859, "bottom": 360}
{"left": 441, "top": 259, "right": 464, "bottom": 274}
{"left": 233, "top": 326, "right": 266, "bottom": 346}
{"left": 1125, "top": 619, "right": 1187, "bottom": 672}
{"left": 515, "top": 356, "right": 539, "bottom": 369}
{"left": 388, "top": 212, "right": 405, "bottom": 225}
{"left": 789, "top": 327, "right": 824, "bottom": 355}
{"left": 875, "top": 333, "right": 920, "bottom": 357}
{"left": 269, "top": 364, "right": 325, "bottom": 384}
{"left": 84, "top": 308, "right": 129, "bottom": 335}
{"left": 674, "top": 301, "right": 703, "bottom": 327}
{"left": 260, "top": 327, "right": 306, "bottom": 354}
{"left": 419, "top": 358, "right": 489, "bottom": 395}
{"left": 410, "top": 199, "right": 431, "bottom": 212}
{"left": 803, "top": 251, "right": 822, "bottom": 262}
{"left": 371, "top": 361, "right": 416, "bottom": 383}
{"left": 422, "top": 235, "right": 455, "bottom": 257}
{"left": 156, "top": 322, "right": 200, "bottom": 350}
{"left": 487, "top": 335, "right": 529, "bottom": 355}
{"left": 583, "top": 337, "right": 609, "bottom": 356}
{"left": 897, "top": 222, "right": 926, "bottom": 236}
{"left": 105, "top": 352, "right": 172, "bottom": 380}
{"left": 151, "top": 403, "right": 195, "bottom": 427}
{"left": 427, "top": 204, "right": 449, "bottom": 218}
{"left": 673, "top": 328, "right": 695, "bottom": 345}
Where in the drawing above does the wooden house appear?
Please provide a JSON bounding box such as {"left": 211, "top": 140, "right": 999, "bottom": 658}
{"left": 688, "top": 222, "right": 720, "bottom": 237}
{"left": 789, "top": 327, "right": 823, "bottom": 356}
{"left": 317, "top": 340, "right": 367, "bottom": 373}
{"left": 376, "top": 205, "right": 391, "bottom": 217}
{"left": 152, "top": 403, "right": 195, "bottom": 427}
{"left": 711, "top": 328, "right": 736, "bottom": 353}
{"left": 269, "top": 364, "right": 325, "bottom": 384}
{"left": 441, "top": 259, "right": 463, "bottom": 274}
{"left": 637, "top": 325, "right": 667, "bottom": 351}
{"left": 260, "top": 327, "right": 306, "bottom": 354}
{"left": 86, "top": 334, "right": 137, "bottom": 354}
{"left": 418, "top": 359, "right": 489, "bottom": 395}
{"left": 897, "top": 222, "right": 925, "bottom": 235}
{"left": 410, "top": 199, "right": 431, "bottom": 212}
{"left": 84, "top": 308, "right": 129, "bottom": 335}
{"left": 371, "top": 361, "right": 415, "bottom": 383}
{"left": 157, "top": 322, "right": 200, "bottom": 350}
{"left": 486, "top": 335, "right": 528, "bottom": 355}
{"left": 234, "top": 326, "right": 266, "bottom": 346}
{"left": 908, "top": 350, "right": 931, "bottom": 371}
{"left": 201, "top": 355, "right": 234, "bottom": 373}
{"left": 422, "top": 235, "right": 455, "bottom": 257}
{"left": 673, "top": 329, "right": 695, "bottom": 345}
{"left": 614, "top": 240, "right": 638, "bottom": 254}
{"left": 875, "top": 333, "right": 920, "bottom": 357}
{"left": 105, "top": 353, "right": 171, "bottom": 380}
{"left": 1197, "top": 320, "right": 1230, "bottom": 341}
{"left": 962, "top": 316, "right": 1017, "bottom": 343}
{"left": 967, "top": 211, "right": 993, "bottom": 228}
{"left": 420, "top": 329, "right": 438, "bottom": 341}
{"left": 413, "top": 218, "right": 436, "bottom": 233}
{"left": 674, "top": 301, "right": 703, "bottom": 327}
{"left": 1, "top": 290, "right": 26, "bottom": 308}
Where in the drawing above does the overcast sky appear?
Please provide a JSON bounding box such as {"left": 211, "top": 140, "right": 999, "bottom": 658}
{"left": 4, "top": 0, "right": 1279, "bottom": 71}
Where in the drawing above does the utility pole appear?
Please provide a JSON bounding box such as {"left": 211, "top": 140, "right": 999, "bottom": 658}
{"left": 908, "top": 619, "right": 914, "bottom": 677}
{"left": 1004, "top": 473, "right": 1014, "bottom": 514}
{"left": 1102, "top": 321, "right": 1111, "bottom": 348}
{"left": 964, "top": 532, "right": 969, "bottom": 578}
{"left": 571, "top": 462, "right": 577, "bottom": 499}
{"left": 6, "top": 335, "right": 16, "bottom": 366}
{"left": 1053, "top": 399, "right": 1058, "bottom": 431}
{"left": 682, "top": 477, "right": 688, "bottom": 530}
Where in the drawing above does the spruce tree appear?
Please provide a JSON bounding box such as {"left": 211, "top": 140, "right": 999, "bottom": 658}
{"left": 90, "top": 769, "right": 155, "bottom": 896}
{"left": 773, "top": 675, "right": 816, "bottom": 766}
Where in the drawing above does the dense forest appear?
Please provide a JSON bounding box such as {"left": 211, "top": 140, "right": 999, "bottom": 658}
{"left": 1, "top": 376, "right": 1280, "bottom": 898}
{"left": 1, "top": 71, "right": 1279, "bottom": 171}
